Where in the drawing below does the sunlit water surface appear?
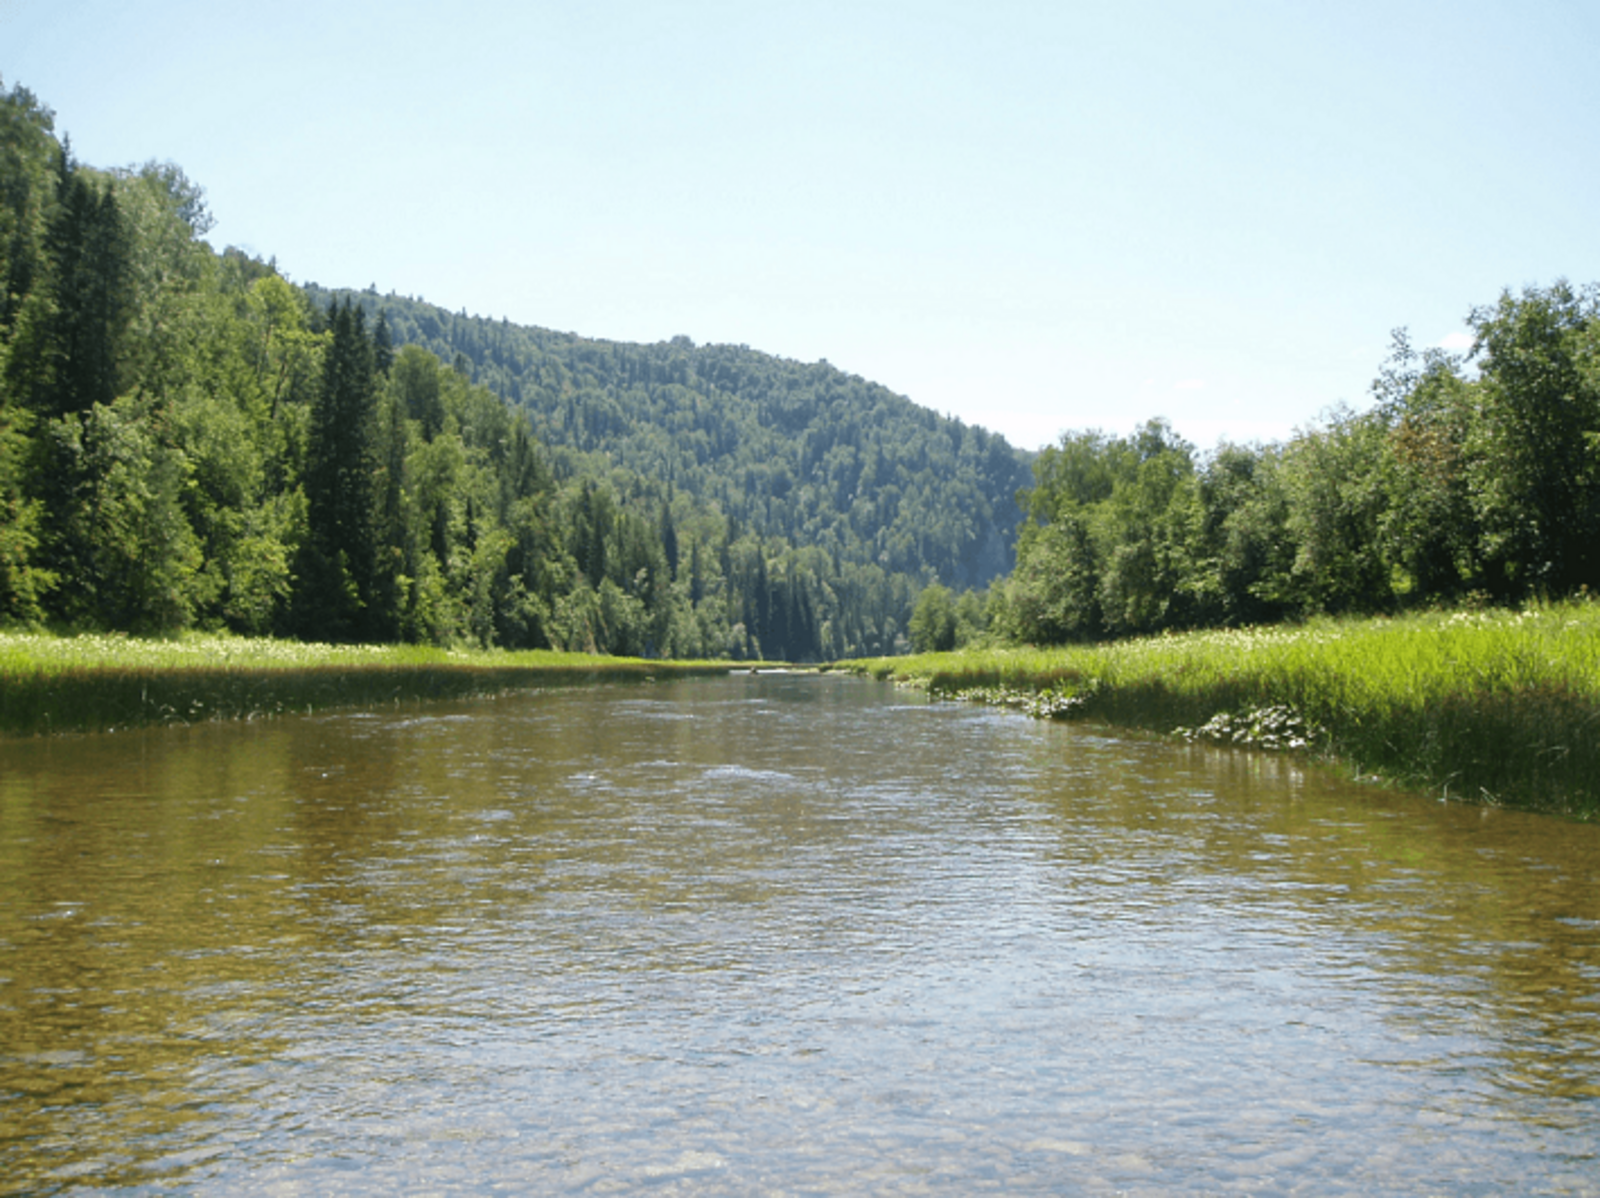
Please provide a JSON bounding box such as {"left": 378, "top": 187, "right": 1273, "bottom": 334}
{"left": 2, "top": 674, "right": 1598, "bottom": 1194}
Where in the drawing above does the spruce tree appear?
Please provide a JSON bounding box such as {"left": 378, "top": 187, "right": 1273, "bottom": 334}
{"left": 18, "top": 146, "right": 132, "bottom": 418}
{"left": 299, "top": 299, "right": 380, "bottom": 640}
{"left": 372, "top": 310, "right": 394, "bottom": 376}
{"left": 660, "top": 489, "right": 679, "bottom": 581}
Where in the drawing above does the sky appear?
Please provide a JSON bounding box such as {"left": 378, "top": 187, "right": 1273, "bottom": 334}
{"left": 3, "top": 0, "right": 1597, "bottom": 452}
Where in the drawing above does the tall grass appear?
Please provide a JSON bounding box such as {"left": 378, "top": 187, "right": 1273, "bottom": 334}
{"left": 0, "top": 632, "right": 738, "bottom": 736}
{"left": 838, "top": 601, "right": 1600, "bottom": 819}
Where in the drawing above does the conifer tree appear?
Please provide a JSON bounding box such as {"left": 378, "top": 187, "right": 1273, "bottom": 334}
{"left": 15, "top": 145, "right": 132, "bottom": 418}
{"left": 660, "top": 485, "right": 679, "bottom": 580}
{"left": 373, "top": 310, "right": 394, "bottom": 376}
{"left": 299, "top": 299, "right": 381, "bottom": 640}
{"left": 0, "top": 79, "right": 56, "bottom": 340}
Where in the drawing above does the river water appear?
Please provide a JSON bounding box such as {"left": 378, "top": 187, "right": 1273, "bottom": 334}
{"left": 1, "top": 673, "right": 1597, "bottom": 1194}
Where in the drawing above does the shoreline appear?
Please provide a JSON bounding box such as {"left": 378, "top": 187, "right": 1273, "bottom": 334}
{"left": 0, "top": 632, "right": 739, "bottom": 736}
{"left": 830, "top": 601, "right": 1600, "bottom": 822}
{"left": 7, "top": 608, "right": 1597, "bottom": 823}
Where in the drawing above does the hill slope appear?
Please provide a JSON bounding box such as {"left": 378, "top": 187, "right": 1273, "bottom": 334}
{"left": 306, "top": 287, "right": 1033, "bottom": 592}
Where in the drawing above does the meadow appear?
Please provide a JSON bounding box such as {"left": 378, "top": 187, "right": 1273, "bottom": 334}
{"left": 0, "top": 632, "right": 736, "bottom": 736}
{"left": 839, "top": 600, "right": 1600, "bottom": 819}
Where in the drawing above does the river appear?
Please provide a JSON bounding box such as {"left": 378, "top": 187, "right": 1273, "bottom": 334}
{"left": 1, "top": 673, "right": 1597, "bottom": 1194}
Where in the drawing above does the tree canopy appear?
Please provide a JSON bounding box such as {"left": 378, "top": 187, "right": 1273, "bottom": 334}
{"left": 986, "top": 283, "right": 1600, "bottom": 647}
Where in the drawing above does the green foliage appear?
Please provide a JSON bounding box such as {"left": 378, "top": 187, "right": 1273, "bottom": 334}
{"left": 909, "top": 583, "right": 957, "bottom": 653}
{"left": 299, "top": 299, "right": 382, "bottom": 640}
{"left": 1003, "top": 514, "right": 1101, "bottom": 643}
{"left": 952, "top": 587, "right": 988, "bottom": 647}
{"left": 305, "top": 285, "right": 1033, "bottom": 593}
{"left": 1002, "top": 420, "right": 1204, "bottom": 641}
{"left": 1096, "top": 420, "right": 1200, "bottom": 633}
{"left": 11, "top": 152, "right": 134, "bottom": 419}
{"left": 1381, "top": 373, "right": 1474, "bottom": 598}
{"left": 38, "top": 396, "right": 203, "bottom": 631}
{"left": 997, "top": 285, "right": 1600, "bottom": 645}
{"left": 0, "top": 398, "right": 51, "bottom": 620}
{"left": 1187, "top": 440, "right": 1291, "bottom": 626}
{"left": 0, "top": 79, "right": 57, "bottom": 341}
{"left": 1274, "top": 405, "right": 1393, "bottom": 613}
{"left": 909, "top": 581, "right": 996, "bottom": 654}
{"left": 1466, "top": 282, "right": 1600, "bottom": 595}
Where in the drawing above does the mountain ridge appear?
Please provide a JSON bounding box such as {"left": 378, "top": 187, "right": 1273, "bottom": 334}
{"left": 303, "top": 284, "right": 1033, "bottom": 593}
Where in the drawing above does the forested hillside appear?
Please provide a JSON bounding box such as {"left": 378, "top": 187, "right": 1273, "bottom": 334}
{"left": 303, "top": 286, "right": 1031, "bottom": 592}
{"left": 0, "top": 78, "right": 1030, "bottom": 659}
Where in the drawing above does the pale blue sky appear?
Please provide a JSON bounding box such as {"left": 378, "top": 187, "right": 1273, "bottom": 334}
{"left": 4, "top": 0, "right": 1597, "bottom": 450}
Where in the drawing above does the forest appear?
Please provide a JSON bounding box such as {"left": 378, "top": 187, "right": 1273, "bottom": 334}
{"left": 0, "top": 79, "right": 1030, "bottom": 660}
{"left": 909, "top": 286, "right": 1600, "bottom": 650}
{"left": 302, "top": 285, "right": 1032, "bottom": 595}
{"left": 5, "top": 74, "right": 1596, "bottom": 664}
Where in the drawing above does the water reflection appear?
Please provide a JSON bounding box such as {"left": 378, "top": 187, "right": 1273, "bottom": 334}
{"left": 1, "top": 674, "right": 1597, "bottom": 1194}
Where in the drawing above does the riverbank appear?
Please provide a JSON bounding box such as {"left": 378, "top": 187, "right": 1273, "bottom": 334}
{"left": 0, "top": 632, "right": 739, "bottom": 736}
{"left": 833, "top": 601, "right": 1600, "bottom": 820}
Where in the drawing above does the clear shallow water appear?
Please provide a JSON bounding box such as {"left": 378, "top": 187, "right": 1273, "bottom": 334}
{"left": 1, "top": 672, "right": 1597, "bottom": 1195}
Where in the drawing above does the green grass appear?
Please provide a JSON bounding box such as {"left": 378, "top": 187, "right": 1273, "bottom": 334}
{"left": 0, "top": 631, "right": 740, "bottom": 736}
{"left": 12, "top": 608, "right": 1599, "bottom": 818}
{"left": 835, "top": 600, "right": 1600, "bottom": 819}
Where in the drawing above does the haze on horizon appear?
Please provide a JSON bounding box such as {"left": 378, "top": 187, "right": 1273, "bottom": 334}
{"left": 3, "top": 0, "right": 1597, "bottom": 452}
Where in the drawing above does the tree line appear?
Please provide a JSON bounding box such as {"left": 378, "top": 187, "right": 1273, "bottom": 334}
{"left": 14, "top": 73, "right": 1583, "bottom": 663}
{"left": 909, "top": 282, "right": 1600, "bottom": 651}
{"left": 0, "top": 79, "right": 931, "bottom": 659}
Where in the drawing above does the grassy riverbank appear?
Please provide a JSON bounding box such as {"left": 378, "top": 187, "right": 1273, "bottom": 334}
{"left": 0, "top": 632, "right": 739, "bottom": 736}
{"left": 837, "top": 601, "right": 1600, "bottom": 819}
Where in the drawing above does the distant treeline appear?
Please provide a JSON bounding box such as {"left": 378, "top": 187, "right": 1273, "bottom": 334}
{"left": 0, "top": 79, "right": 1033, "bottom": 660}
{"left": 910, "top": 282, "right": 1600, "bottom": 650}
